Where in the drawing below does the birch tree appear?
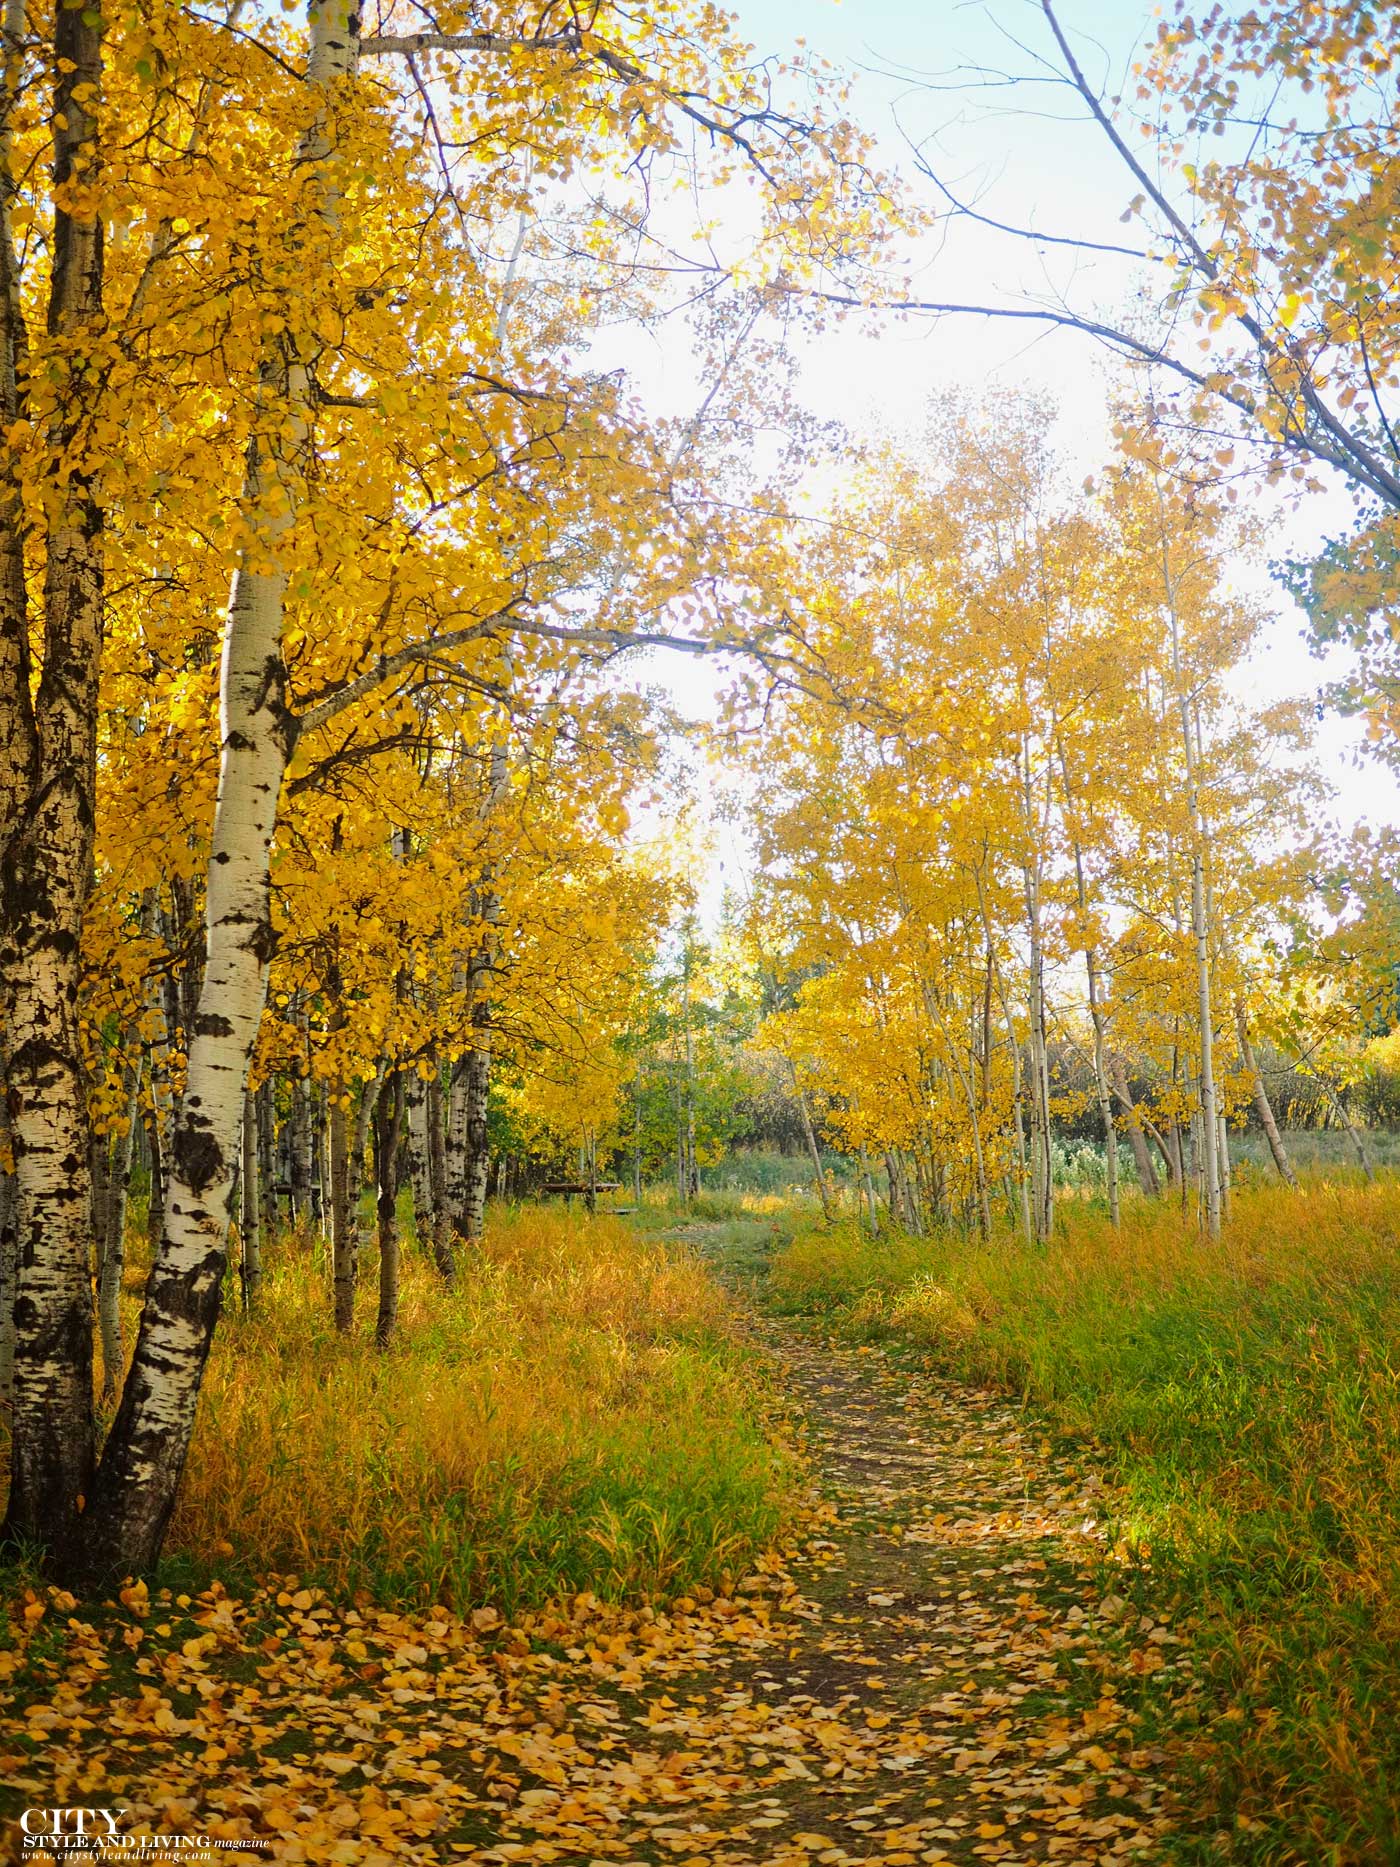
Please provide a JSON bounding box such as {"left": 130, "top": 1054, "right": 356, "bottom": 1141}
{"left": 0, "top": 2, "right": 108, "bottom": 1549}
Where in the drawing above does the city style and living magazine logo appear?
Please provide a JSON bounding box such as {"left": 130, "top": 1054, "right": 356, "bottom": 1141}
{"left": 11, "top": 1809, "right": 273, "bottom": 1862}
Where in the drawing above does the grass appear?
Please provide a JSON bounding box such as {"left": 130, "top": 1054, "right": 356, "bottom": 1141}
{"left": 162, "top": 1206, "right": 800, "bottom": 1613}
{"left": 767, "top": 1183, "right": 1400, "bottom": 1865}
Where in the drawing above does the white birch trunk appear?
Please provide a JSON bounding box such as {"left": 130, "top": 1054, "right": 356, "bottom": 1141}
{"left": 404, "top": 1070, "right": 433, "bottom": 1241}
{"left": 240, "top": 1085, "right": 261, "bottom": 1306}
{"left": 2, "top": 0, "right": 105, "bottom": 1550}
{"left": 460, "top": 1039, "right": 493, "bottom": 1242}
{"left": 289, "top": 1006, "right": 312, "bottom": 1226}
{"left": 1110, "top": 1055, "right": 1161, "bottom": 1197}
{"left": 330, "top": 1078, "right": 353, "bottom": 1332}
{"left": 349, "top": 1064, "right": 384, "bottom": 1262}
{"left": 1234, "top": 1004, "right": 1298, "bottom": 1189}
{"left": 459, "top": 707, "right": 512, "bottom": 1243}
{"left": 425, "top": 1062, "right": 454, "bottom": 1274}
{"left": 98, "top": 1054, "right": 143, "bottom": 1405}
{"left": 446, "top": 1052, "right": 469, "bottom": 1226}
{"left": 0, "top": 1099, "right": 18, "bottom": 1401}
{"left": 1161, "top": 495, "right": 1220, "bottom": 1240}
{"left": 374, "top": 1071, "right": 404, "bottom": 1349}
{"left": 68, "top": 1, "right": 361, "bottom": 1584}
{"left": 1057, "top": 748, "right": 1120, "bottom": 1225}
{"left": 1023, "top": 877, "right": 1053, "bottom": 1240}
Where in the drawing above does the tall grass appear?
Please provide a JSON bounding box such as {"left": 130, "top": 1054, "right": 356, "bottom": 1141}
{"left": 169, "top": 1208, "right": 798, "bottom": 1612}
{"left": 770, "top": 1184, "right": 1400, "bottom": 1864}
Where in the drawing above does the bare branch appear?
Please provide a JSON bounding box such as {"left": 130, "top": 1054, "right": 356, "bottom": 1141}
{"left": 294, "top": 613, "right": 517, "bottom": 740}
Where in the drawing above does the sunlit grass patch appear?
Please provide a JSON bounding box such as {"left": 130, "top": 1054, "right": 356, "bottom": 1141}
{"left": 770, "top": 1183, "right": 1400, "bottom": 1861}
{"left": 169, "top": 1208, "right": 799, "bottom": 1613}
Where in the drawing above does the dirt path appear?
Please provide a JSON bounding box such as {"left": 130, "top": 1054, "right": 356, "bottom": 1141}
{"left": 2, "top": 1224, "right": 1194, "bottom": 1867}
{"left": 4, "top": 1232, "right": 1189, "bottom": 1866}
{"left": 473, "top": 1289, "right": 1190, "bottom": 1867}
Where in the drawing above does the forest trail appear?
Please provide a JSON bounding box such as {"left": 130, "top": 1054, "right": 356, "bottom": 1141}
{"left": 4, "top": 1225, "right": 1192, "bottom": 1867}
{"left": 474, "top": 1224, "right": 1190, "bottom": 1866}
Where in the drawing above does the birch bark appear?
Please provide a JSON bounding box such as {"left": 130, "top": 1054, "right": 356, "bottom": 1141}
{"left": 2, "top": 0, "right": 107, "bottom": 1548}
{"left": 1234, "top": 1003, "right": 1298, "bottom": 1189}
{"left": 425, "top": 1061, "right": 454, "bottom": 1278}
{"left": 404, "top": 1071, "right": 434, "bottom": 1244}
{"left": 240, "top": 1087, "right": 261, "bottom": 1307}
{"left": 1057, "top": 745, "right": 1120, "bottom": 1225}
{"left": 0, "top": 1099, "right": 17, "bottom": 1401}
{"left": 289, "top": 1009, "right": 312, "bottom": 1227}
{"left": 1161, "top": 503, "right": 1220, "bottom": 1239}
{"left": 445, "top": 1052, "right": 468, "bottom": 1225}
{"left": 1109, "top": 1055, "right": 1161, "bottom": 1196}
{"left": 98, "top": 1056, "right": 143, "bottom": 1405}
{"left": 67, "top": 2, "right": 361, "bottom": 1584}
{"left": 374, "top": 1071, "right": 404, "bottom": 1349}
{"left": 330, "top": 1082, "right": 353, "bottom": 1332}
{"left": 348, "top": 1066, "right": 383, "bottom": 1264}
{"left": 459, "top": 716, "right": 512, "bottom": 1242}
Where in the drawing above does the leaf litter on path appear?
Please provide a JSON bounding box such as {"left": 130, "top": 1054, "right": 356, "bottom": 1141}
{"left": 1, "top": 1325, "right": 1192, "bottom": 1865}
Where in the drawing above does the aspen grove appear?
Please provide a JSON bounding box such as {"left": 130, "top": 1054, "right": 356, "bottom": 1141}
{"left": 6, "top": 3, "right": 1400, "bottom": 1860}
{"left": 0, "top": 0, "right": 889, "bottom": 1583}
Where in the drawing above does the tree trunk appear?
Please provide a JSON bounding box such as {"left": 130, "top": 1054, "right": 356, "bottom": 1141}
{"left": 98, "top": 1057, "right": 143, "bottom": 1406}
{"left": 1163, "top": 526, "right": 1220, "bottom": 1239}
{"left": 240, "top": 1086, "right": 261, "bottom": 1307}
{"left": 1057, "top": 749, "right": 1120, "bottom": 1225}
{"left": 348, "top": 1066, "right": 383, "bottom": 1265}
{"left": 858, "top": 1143, "right": 879, "bottom": 1236}
{"left": 1324, "top": 1079, "right": 1376, "bottom": 1182}
{"left": 330, "top": 1080, "right": 353, "bottom": 1332}
{"left": 460, "top": 1037, "right": 493, "bottom": 1244}
{"left": 1234, "top": 1003, "right": 1298, "bottom": 1189}
{"left": 312, "top": 1079, "right": 329, "bottom": 1233}
{"left": 0, "top": 1101, "right": 18, "bottom": 1402}
{"left": 675, "top": 1067, "right": 687, "bottom": 1202}
{"left": 425, "top": 1062, "right": 453, "bottom": 1281}
{"left": 1082, "top": 916, "right": 1120, "bottom": 1221}
{"left": 1022, "top": 842, "right": 1054, "bottom": 1243}
{"left": 404, "top": 1069, "right": 433, "bottom": 1244}
{"left": 1, "top": 0, "right": 107, "bottom": 1552}
{"left": 1163, "top": 1116, "right": 1185, "bottom": 1195}
{"left": 1110, "top": 1056, "right": 1160, "bottom": 1196}
{"left": 256, "top": 1080, "right": 276, "bottom": 1210}
{"left": 794, "top": 1077, "right": 832, "bottom": 1220}
{"left": 90, "top": 1134, "right": 111, "bottom": 1282}
{"left": 145, "top": 1104, "right": 165, "bottom": 1253}
{"left": 63, "top": 1, "right": 363, "bottom": 1587}
{"left": 143, "top": 899, "right": 175, "bottom": 1252}
{"left": 289, "top": 1047, "right": 312, "bottom": 1228}
{"left": 445, "top": 1053, "right": 468, "bottom": 1227}
{"left": 680, "top": 942, "right": 699, "bottom": 1199}
{"left": 374, "top": 1071, "right": 404, "bottom": 1350}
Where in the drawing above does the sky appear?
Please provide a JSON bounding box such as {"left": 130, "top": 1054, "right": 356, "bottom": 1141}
{"left": 612, "top": 0, "right": 1400, "bottom": 893}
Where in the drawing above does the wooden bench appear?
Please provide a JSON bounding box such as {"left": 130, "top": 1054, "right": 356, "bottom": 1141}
{"left": 539, "top": 1181, "right": 622, "bottom": 1206}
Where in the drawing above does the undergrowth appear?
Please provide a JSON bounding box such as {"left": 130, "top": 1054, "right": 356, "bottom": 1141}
{"left": 168, "top": 1208, "right": 798, "bottom": 1612}
{"left": 769, "top": 1183, "right": 1400, "bottom": 1865}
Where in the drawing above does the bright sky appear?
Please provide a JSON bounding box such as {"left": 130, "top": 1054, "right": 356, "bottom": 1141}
{"left": 620, "top": 0, "right": 1400, "bottom": 890}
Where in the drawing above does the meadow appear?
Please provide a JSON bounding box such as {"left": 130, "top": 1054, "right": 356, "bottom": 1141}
{"left": 768, "top": 1180, "right": 1400, "bottom": 1861}
{"left": 153, "top": 1207, "right": 800, "bottom": 1613}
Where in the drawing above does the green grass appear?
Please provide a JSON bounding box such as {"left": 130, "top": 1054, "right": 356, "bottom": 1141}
{"left": 766, "top": 1184, "right": 1400, "bottom": 1865}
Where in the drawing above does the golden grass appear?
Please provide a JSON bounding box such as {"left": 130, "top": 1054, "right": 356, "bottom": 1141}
{"left": 165, "top": 1207, "right": 797, "bottom": 1610}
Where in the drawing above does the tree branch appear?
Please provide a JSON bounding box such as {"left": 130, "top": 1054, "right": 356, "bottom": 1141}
{"left": 294, "top": 614, "right": 517, "bottom": 740}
